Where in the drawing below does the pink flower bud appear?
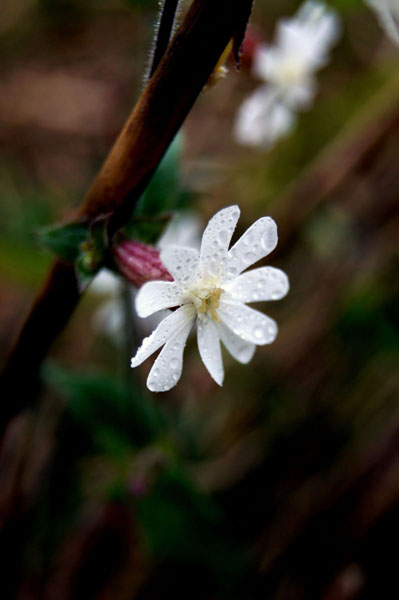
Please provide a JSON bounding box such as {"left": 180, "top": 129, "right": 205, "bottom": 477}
{"left": 240, "top": 26, "right": 265, "bottom": 69}
{"left": 113, "top": 240, "right": 173, "bottom": 287}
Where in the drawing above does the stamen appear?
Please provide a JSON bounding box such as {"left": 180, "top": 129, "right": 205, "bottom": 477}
{"left": 189, "top": 287, "right": 223, "bottom": 322}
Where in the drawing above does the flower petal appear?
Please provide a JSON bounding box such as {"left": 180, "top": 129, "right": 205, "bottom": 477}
{"left": 218, "top": 301, "right": 278, "bottom": 345}
{"left": 200, "top": 205, "right": 241, "bottom": 279}
{"left": 223, "top": 217, "right": 278, "bottom": 280}
{"left": 131, "top": 304, "right": 195, "bottom": 367}
{"left": 234, "top": 86, "right": 295, "bottom": 148}
{"left": 224, "top": 267, "right": 289, "bottom": 303}
{"left": 135, "top": 281, "right": 183, "bottom": 317}
{"left": 160, "top": 245, "right": 200, "bottom": 288}
{"left": 147, "top": 318, "right": 193, "bottom": 392}
{"left": 217, "top": 322, "right": 256, "bottom": 364}
{"left": 197, "top": 317, "right": 224, "bottom": 386}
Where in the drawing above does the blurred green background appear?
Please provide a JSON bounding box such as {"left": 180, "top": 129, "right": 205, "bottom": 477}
{"left": 0, "top": 1, "right": 398, "bottom": 599}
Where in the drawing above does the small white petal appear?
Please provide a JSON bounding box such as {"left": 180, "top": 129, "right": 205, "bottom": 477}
{"left": 284, "top": 78, "right": 316, "bottom": 109}
{"left": 131, "top": 304, "right": 195, "bottom": 367}
{"left": 225, "top": 267, "right": 289, "bottom": 303}
{"left": 252, "top": 44, "right": 272, "bottom": 81}
{"left": 197, "top": 317, "right": 224, "bottom": 386}
{"left": 147, "top": 318, "right": 193, "bottom": 392}
{"left": 157, "top": 212, "right": 201, "bottom": 250}
{"left": 160, "top": 245, "right": 200, "bottom": 288}
{"left": 366, "top": 0, "right": 399, "bottom": 47}
{"left": 200, "top": 205, "right": 241, "bottom": 279}
{"left": 217, "top": 322, "right": 256, "bottom": 364}
{"left": 223, "top": 217, "right": 278, "bottom": 280}
{"left": 218, "top": 301, "right": 278, "bottom": 345}
{"left": 135, "top": 281, "right": 183, "bottom": 317}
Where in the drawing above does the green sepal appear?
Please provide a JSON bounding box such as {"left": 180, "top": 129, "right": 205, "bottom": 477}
{"left": 74, "top": 218, "right": 109, "bottom": 291}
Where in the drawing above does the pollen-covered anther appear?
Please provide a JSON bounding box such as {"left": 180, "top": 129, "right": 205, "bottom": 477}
{"left": 185, "top": 287, "right": 223, "bottom": 322}
{"left": 197, "top": 288, "right": 223, "bottom": 323}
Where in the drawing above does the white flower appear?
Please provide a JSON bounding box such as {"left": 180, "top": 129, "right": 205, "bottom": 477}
{"left": 131, "top": 206, "right": 289, "bottom": 392}
{"left": 234, "top": 1, "right": 340, "bottom": 148}
{"left": 366, "top": 0, "right": 399, "bottom": 47}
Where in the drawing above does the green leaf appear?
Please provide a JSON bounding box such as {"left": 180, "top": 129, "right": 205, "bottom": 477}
{"left": 138, "top": 466, "right": 247, "bottom": 577}
{"left": 42, "top": 363, "right": 166, "bottom": 453}
{"left": 39, "top": 222, "right": 89, "bottom": 262}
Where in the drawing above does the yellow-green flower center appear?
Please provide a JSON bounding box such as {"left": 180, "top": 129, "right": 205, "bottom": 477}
{"left": 185, "top": 287, "right": 224, "bottom": 323}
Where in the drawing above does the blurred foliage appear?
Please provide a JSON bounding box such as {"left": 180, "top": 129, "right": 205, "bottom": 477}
{"left": 43, "top": 364, "right": 165, "bottom": 450}
{"left": 39, "top": 363, "right": 246, "bottom": 587}
{"left": 128, "top": 134, "right": 195, "bottom": 243}
{"left": 135, "top": 135, "right": 186, "bottom": 218}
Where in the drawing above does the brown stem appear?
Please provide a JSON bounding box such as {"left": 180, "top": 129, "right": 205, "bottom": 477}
{"left": 0, "top": 0, "right": 254, "bottom": 436}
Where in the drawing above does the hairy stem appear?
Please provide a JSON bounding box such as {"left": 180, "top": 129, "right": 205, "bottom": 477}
{"left": 150, "top": 0, "right": 180, "bottom": 78}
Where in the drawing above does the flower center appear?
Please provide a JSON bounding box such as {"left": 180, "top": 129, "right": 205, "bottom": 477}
{"left": 273, "top": 58, "right": 306, "bottom": 88}
{"left": 185, "top": 287, "right": 223, "bottom": 323}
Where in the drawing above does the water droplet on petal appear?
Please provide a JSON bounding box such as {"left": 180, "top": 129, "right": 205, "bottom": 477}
{"left": 261, "top": 227, "right": 275, "bottom": 252}
{"left": 228, "top": 266, "right": 238, "bottom": 277}
{"left": 244, "top": 251, "right": 256, "bottom": 263}
{"left": 244, "top": 233, "right": 254, "bottom": 246}
{"left": 218, "top": 230, "right": 229, "bottom": 244}
{"left": 207, "top": 259, "right": 219, "bottom": 277}
{"left": 253, "top": 325, "right": 265, "bottom": 341}
{"left": 170, "top": 358, "right": 179, "bottom": 370}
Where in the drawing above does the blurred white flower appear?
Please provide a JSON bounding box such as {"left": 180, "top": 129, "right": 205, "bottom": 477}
{"left": 131, "top": 206, "right": 289, "bottom": 392}
{"left": 366, "top": 0, "right": 399, "bottom": 47}
{"left": 235, "top": 1, "right": 340, "bottom": 148}
{"left": 90, "top": 269, "right": 125, "bottom": 340}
